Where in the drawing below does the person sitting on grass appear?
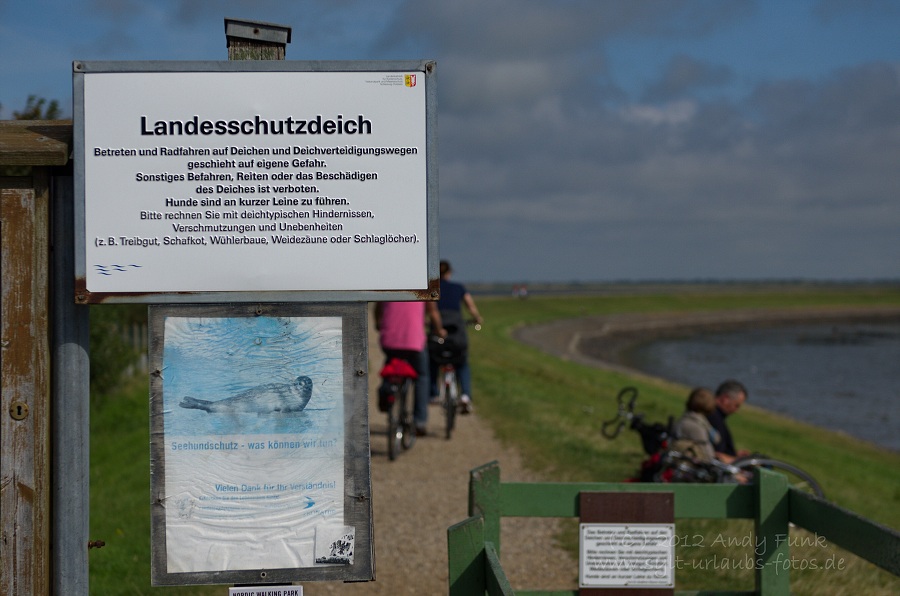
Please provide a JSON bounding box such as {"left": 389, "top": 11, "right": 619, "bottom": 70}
{"left": 707, "top": 379, "right": 752, "bottom": 463}
{"left": 672, "top": 387, "right": 720, "bottom": 462}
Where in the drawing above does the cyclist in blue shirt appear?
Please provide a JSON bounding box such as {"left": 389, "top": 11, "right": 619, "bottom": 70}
{"left": 430, "top": 260, "right": 483, "bottom": 413}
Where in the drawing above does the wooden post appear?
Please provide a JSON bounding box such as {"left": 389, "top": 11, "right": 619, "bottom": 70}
{"left": 0, "top": 120, "right": 81, "bottom": 595}
{"left": 1, "top": 120, "right": 72, "bottom": 596}
{"left": 755, "top": 467, "right": 791, "bottom": 593}
{"left": 447, "top": 516, "right": 487, "bottom": 596}
{"left": 468, "top": 460, "right": 502, "bottom": 555}
{"left": 225, "top": 18, "right": 292, "bottom": 61}
{"left": 1, "top": 177, "right": 51, "bottom": 596}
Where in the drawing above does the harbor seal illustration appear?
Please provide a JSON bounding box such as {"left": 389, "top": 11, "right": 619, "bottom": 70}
{"left": 179, "top": 376, "right": 313, "bottom": 414}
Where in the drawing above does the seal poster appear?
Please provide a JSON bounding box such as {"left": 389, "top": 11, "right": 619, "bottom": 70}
{"left": 160, "top": 314, "right": 346, "bottom": 573}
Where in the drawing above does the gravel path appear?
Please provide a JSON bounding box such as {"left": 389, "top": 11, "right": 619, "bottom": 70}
{"left": 302, "top": 311, "right": 577, "bottom": 595}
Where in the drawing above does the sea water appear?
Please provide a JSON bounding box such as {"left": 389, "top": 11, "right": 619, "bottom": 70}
{"left": 626, "top": 322, "right": 900, "bottom": 452}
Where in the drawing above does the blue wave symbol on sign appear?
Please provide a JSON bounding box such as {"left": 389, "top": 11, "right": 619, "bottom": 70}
{"left": 94, "top": 264, "right": 142, "bottom": 276}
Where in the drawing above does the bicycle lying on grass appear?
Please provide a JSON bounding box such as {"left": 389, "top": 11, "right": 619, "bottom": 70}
{"left": 429, "top": 320, "right": 481, "bottom": 440}
{"left": 378, "top": 358, "right": 419, "bottom": 461}
{"left": 601, "top": 386, "right": 825, "bottom": 498}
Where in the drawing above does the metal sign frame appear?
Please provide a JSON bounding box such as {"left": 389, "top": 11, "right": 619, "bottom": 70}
{"left": 148, "top": 302, "right": 372, "bottom": 585}
{"left": 73, "top": 60, "right": 438, "bottom": 304}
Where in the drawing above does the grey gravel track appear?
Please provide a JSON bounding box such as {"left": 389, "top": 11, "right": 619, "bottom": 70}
{"left": 302, "top": 309, "right": 577, "bottom": 595}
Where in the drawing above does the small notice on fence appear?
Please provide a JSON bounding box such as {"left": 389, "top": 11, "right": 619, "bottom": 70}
{"left": 579, "top": 523, "right": 675, "bottom": 588}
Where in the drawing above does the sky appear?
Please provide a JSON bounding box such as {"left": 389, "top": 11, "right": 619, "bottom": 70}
{"left": 2, "top": 0, "right": 899, "bottom": 283}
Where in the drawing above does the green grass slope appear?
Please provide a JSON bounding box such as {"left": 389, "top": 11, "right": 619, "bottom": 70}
{"left": 468, "top": 286, "right": 900, "bottom": 593}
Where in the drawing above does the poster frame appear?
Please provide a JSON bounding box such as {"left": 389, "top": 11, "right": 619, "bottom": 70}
{"left": 148, "top": 302, "right": 372, "bottom": 586}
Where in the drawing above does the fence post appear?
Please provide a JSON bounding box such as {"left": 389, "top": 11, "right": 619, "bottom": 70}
{"left": 469, "top": 460, "right": 502, "bottom": 556}
{"left": 755, "top": 467, "right": 791, "bottom": 593}
{"left": 448, "top": 516, "right": 487, "bottom": 596}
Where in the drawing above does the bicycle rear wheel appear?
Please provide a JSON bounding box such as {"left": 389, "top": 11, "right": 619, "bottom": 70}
{"left": 444, "top": 369, "right": 458, "bottom": 440}
{"left": 400, "top": 380, "right": 416, "bottom": 450}
{"left": 387, "top": 393, "right": 402, "bottom": 461}
{"left": 733, "top": 456, "right": 825, "bottom": 499}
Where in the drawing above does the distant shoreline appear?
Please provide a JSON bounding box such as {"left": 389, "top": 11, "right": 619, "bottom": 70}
{"left": 513, "top": 305, "right": 900, "bottom": 375}
{"left": 472, "top": 280, "right": 900, "bottom": 298}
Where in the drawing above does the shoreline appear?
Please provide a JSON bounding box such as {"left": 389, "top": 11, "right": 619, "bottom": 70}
{"left": 514, "top": 305, "right": 900, "bottom": 452}
{"left": 513, "top": 305, "right": 900, "bottom": 376}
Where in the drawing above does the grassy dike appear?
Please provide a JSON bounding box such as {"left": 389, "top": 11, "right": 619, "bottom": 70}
{"left": 467, "top": 286, "right": 900, "bottom": 593}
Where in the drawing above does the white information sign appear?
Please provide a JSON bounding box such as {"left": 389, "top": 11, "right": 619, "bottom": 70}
{"left": 76, "top": 64, "right": 433, "bottom": 299}
{"left": 579, "top": 523, "right": 675, "bottom": 589}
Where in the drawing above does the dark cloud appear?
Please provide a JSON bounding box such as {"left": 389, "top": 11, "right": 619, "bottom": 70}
{"left": 751, "top": 62, "right": 900, "bottom": 133}
{"left": 436, "top": 56, "right": 900, "bottom": 281}
{"left": 381, "top": 0, "right": 752, "bottom": 55}
{"left": 374, "top": 0, "right": 754, "bottom": 109}
{"left": 643, "top": 54, "right": 733, "bottom": 101}
{"left": 397, "top": 0, "right": 900, "bottom": 280}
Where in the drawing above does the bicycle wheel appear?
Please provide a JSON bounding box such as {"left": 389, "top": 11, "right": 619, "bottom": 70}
{"left": 387, "top": 394, "right": 402, "bottom": 461}
{"left": 732, "top": 456, "right": 825, "bottom": 499}
{"left": 444, "top": 369, "right": 458, "bottom": 440}
{"left": 400, "top": 380, "right": 416, "bottom": 450}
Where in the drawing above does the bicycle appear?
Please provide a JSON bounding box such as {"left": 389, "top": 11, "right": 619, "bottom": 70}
{"left": 429, "top": 320, "right": 481, "bottom": 439}
{"left": 601, "top": 386, "right": 825, "bottom": 498}
{"left": 378, "top": 357, "right": 419, "bottom": 460}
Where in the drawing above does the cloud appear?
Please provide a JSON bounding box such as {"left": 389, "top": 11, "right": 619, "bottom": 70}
{"left": 620, "top": 100, "right": 699, "bottom": 125}
{"left": 643, "top": 54, "right": 733, "bottom": 101}
{"left": 750, "top": 62, "right": 900, "bottom": 133}
{"left": 435, "top": 54, "right": 900, "bottom": 280}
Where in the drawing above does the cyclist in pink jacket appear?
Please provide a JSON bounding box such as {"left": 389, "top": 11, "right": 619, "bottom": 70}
{"left": 376, "top": 301, "right": 443, "bottom": 435}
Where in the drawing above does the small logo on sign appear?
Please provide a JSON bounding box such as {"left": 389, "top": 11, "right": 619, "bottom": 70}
{"left": 405, "top": 74, "right": 416, "bottom": 88}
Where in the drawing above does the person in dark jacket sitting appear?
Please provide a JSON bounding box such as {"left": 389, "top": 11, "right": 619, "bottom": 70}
{"left": 706, "top": 379, "right": 751, "bottom": 463}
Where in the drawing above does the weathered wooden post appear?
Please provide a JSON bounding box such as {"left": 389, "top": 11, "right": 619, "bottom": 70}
{"left": 225, "top": 17, "right": 292, "bottom": 61}
{"left": 1, "top": 120, "right": 88, "bottom": 596}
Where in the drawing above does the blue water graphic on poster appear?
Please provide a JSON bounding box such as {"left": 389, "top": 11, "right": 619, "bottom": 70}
{"left": 163, "top": 315, "right": 342, "bottom": 435}
{"left": 161, "top": 315, "right": 346, "bottom": 573}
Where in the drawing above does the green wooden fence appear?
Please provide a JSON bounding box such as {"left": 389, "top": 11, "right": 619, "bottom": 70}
{"left": 448, "top": 460, "right": 900, "bottom": 595}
